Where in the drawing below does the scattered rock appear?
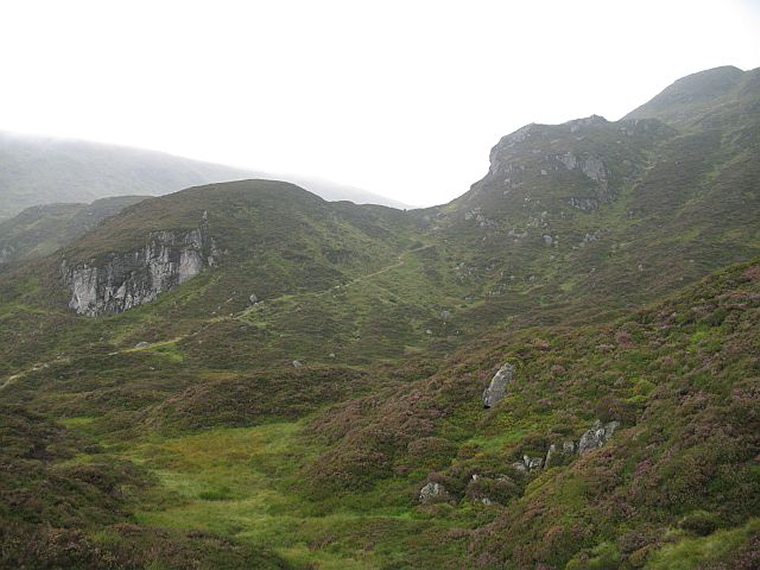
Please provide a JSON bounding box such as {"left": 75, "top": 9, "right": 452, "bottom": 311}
{"left": 419, "top": 482, "right": 448, "bottom": 504}
{"left": 578, "top": 420, "right": 620, "bottom": 455}
{"left": 567, "top": 196, "right": 600, "bottom": 211}
{"left": 604, "top": 421, "right": 620, "bottom": 439}
{"left": 134, "top": 341, "right": 150, "bottom": 349}
{"left": 483, "top": 362, "right": 515, "bottom": 408}
{"left": 523, "top": 455, "right": 544, "bottom": 471}
{"left": 248, "top": 293, "right": 258, "bottom": 304}
{"left": 292, "top": 360, "right": 303, "bottom": 368}
{"left": 509, "top": 420, "right": 619, "bottom": 475}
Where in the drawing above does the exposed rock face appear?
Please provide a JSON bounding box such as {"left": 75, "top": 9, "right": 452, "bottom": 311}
{"left": 419, "top": 482, "right": 448, "bottom": 504}
{"left": 578, "top": 420, "right": 620, "bottom": 455}
{"left": 62, "top": 228, "right": 218, "bottom": 316}
{"left": 523, "top": 455, "right": 544, "bottom": 471}
{"left": 511, "top": 454, "right": 545, "bottom": 472}
{"left": 0, "top": 244, "right": 15, "bottom": 264}
{"left": 557, "top": 152, "right": 608, "bottom": 183}
{"left": 557, "top": 152, "right": 609, "bottom": 186}
{"left": 567, "top": 196, "right": 601, "bottom": 211}
{"left": 512, "top": 420, "right": 620, "bottom": 474}
{"left": 483, "top": 362, "right": 516, "bottom": 408}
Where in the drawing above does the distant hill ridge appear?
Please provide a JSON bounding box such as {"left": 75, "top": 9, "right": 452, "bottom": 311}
{"left": 0, "top": 131, "right": 409, "bottom": 220}
{"left": 0, "top": 196, "right": 148, "bottom": 265}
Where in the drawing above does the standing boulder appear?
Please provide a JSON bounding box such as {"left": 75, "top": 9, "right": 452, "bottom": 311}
{"left": 483, "top": 362, "right": 516, "bottom": 408}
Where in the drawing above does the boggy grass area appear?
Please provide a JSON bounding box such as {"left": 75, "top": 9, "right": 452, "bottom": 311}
{"left": 119, "top": 420, "right": 467, "bottom": 569}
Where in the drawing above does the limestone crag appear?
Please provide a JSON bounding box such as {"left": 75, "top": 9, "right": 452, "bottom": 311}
{"left": 62, "top": 228, "right": 218, "bottom": 316}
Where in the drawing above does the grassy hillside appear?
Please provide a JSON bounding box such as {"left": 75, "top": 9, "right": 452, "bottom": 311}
{"left": 422, "top": 67, "right": 760, "bottom": 326}
{"left": 0, "top": 66, "right": 758, "bottom": 568}
{"left": 2, "top": 259, "right": 756, "bottom": 568}
{"left": 624, "top": 66, "right": 760, "bottom": 129}
{"left": 0, "top": 196, "right": 147, "bottom": 265}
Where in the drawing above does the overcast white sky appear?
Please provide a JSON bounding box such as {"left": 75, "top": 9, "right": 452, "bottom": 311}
{"left": 1, "top": 0, "right": 759, "bottom": 206}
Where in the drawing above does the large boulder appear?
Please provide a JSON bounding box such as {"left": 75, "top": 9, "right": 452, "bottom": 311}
{"left": 482, "top": 362, "right": 516, "bottom": 408}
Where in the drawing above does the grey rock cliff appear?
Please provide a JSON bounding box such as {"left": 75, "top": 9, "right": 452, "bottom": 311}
{"left": 62, "top": 228, "right": 218, "bottom": 316}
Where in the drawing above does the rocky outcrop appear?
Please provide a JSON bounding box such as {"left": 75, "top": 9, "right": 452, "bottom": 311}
{"left": 419, "top": 482, "right": 449, "bottom": 504}
{"left": 556, "top": 152, "right": 609, "bottom": 186}
{"left": 577, "top": 420, "right": 620, "bottom": 455}
{"left": 512, "top": 420, "right": 620, "bottom": 474}
{"left": 512, "top": 455, "right": 544, "bottom": 471}
{"left": 62, "top": 228, "right": 218, "bottom": 316}
{"left": 483, "top": 362, "right": 515, "bottom": 408}
{"left": 0, "top": 244, "right": 15, "bottom": 264}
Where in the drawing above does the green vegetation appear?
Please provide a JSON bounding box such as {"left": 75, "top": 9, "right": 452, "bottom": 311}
{"left": 0, "top": 196, "right": 148, "bottom": 265}
{"left": 0, "top": 66, "right": 758, "bottom": 568}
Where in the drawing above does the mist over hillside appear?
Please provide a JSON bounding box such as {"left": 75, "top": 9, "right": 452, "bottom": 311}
{"left": 0, "top": 131, "right": 409, "bottom": 220}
